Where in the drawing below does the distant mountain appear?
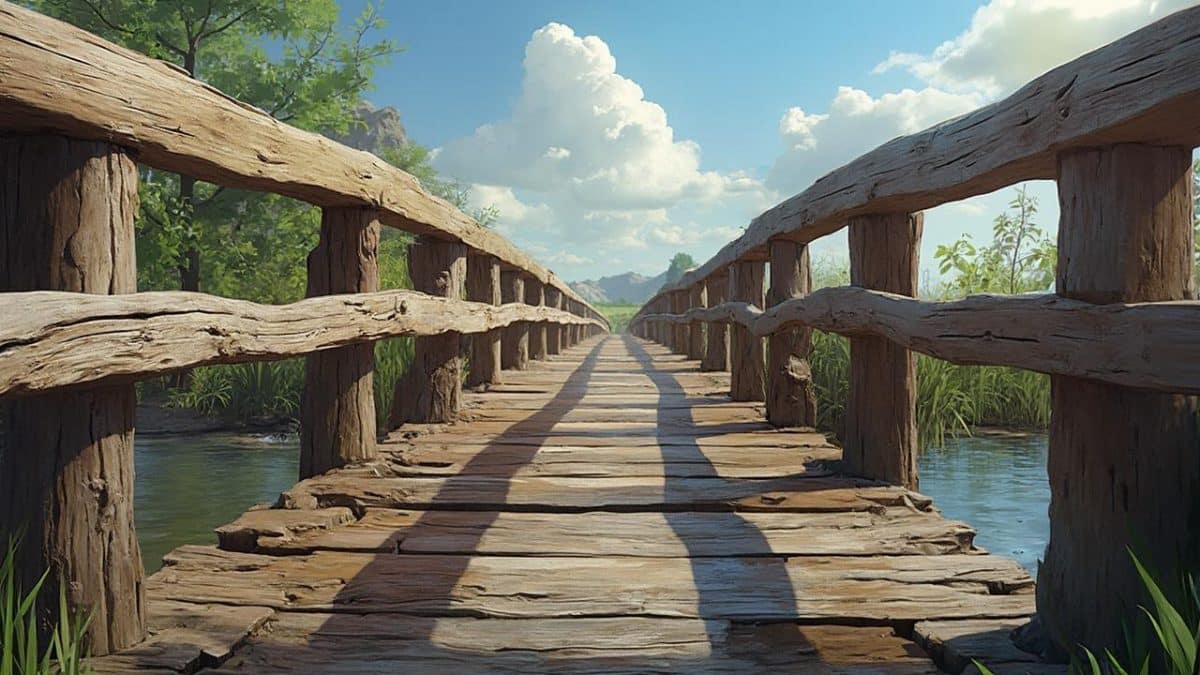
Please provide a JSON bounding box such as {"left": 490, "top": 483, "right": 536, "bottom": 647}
{"left": 327, "top": 101, "right": 408, "bottom": 153}
{"left": 570, "top": 270, "right": 667, "bottom": 304}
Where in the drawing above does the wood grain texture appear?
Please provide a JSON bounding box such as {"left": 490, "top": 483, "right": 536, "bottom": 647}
{"left": 728, "top": 262, "right": 765, "bottom": 401}
{"left": 844, "top": 213, "right": 920, "bottom": 489}
{"left": 500, "top": 271, "right": 528, "bottom": 370}
{"left": 642, "top": 5, "right": 1200, "bottom": 300}
{"left": 670, "top": 290, "right": 689, "bottom": 354}
{"left": 687, "top": 284, "right": 705, "bottom": 360}
{"left": 766, "top": 240, "right": 816, "bottom": 427}
{"left": 545, "top": 286, "right": 563, "bottom": 356}
{"left": 0, "top": 136, "right": 144, "bottom": 654}
{"left": 526, "top": 279, "right": 547, "bottom": 361}
{"left": 1038, "top": 144, "right": 1200, "bottom": 655}
{"left": 300, "top": 208, "right": 379, "bottom": 478}
{"left": 466, "top": 255, "right": 502, "bottom": 387}
{"left": 0, "top": 2, "right": 606, "bottom": 316}
{"left": 389, "top": 238, "right": 466, "bottom": 427}
{"left": 0, "top": 291, "right": 601, "bottom": 398}
{"left": 701, "top": 274, "right": 729, "bottom": 371}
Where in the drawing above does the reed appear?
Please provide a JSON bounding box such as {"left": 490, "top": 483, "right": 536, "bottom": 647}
{"left": 1, "top": 536, "right": 93, "bottom": 675}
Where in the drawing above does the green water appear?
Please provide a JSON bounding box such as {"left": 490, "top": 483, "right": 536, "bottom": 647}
{"left": 132, "top": 431, "right": 1051, "bottom": 575}
{"left": 918, "top": 433, "right": 1050, "bottom": 574}
{"left": 135, "top": 432, "right": 299, "bottom": 570}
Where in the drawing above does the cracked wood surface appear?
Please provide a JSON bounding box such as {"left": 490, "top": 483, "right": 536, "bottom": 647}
{"left": 638, "top": 288, "right": 1200, "bottom": 394}
{"left": 90, "top": 336, "right": 1057, "bottom": 673}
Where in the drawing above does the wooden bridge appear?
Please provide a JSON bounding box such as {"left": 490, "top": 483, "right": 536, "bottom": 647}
{"left": 1, "top": 2, "right": 1199, "bottom": 673}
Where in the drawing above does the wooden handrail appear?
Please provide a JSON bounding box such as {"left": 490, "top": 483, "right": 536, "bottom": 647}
{"left": 637, "top": 4, "right": 1200, "bottom": 307}
{"left": 0, "top": 290, "right": 604, "bottom": 398}
{"left": 0, "top": 1, "right": 605, "bottom": 326}
{"left": 634, "top": 288, "right": 1200, "bottom": 395}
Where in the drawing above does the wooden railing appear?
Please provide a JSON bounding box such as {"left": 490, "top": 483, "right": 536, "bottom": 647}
{"left": 632, "top": 5, "right": 1200, "bottom": 658}
{"left": 0, "top": 1, "right": 605, "bottom": 655}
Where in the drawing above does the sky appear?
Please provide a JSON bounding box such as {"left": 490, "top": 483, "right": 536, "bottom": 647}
{"left": 348, "top": 0, "right": 1195, "bottom": 283}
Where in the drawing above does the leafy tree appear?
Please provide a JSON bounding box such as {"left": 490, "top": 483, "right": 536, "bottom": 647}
{"left": 662, "top": 252, "right": 697, "bottom": 287}
{"left": 934, "top": 186, "right": 1055, "bottom": 297}
{"left": 32, "top": 0, "right": 398, "bottom": 295}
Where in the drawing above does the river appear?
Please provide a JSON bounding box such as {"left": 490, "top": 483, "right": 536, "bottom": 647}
{"left": 134, "top": 431, "right": 1050, "bottom": 574}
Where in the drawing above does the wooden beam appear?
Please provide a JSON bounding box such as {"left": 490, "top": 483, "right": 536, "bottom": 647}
{"left": 670, "top": 290, "right": 689, "bottom": 355}
{"left": 501, "top": 272, "right": 528, "bottom": 370}
{"left": 0, "top": 135, "right": 145, "bottom": 654}
{"left": 687, "top": 285, "right": 705, "bottom": 360}
{"left": 701, "top": 275, "right": 729, "bottom": 372}
{"left": 388, "top": 238, "right": 466, "bottom": 427}
{"left": 844, "top": 213, "right": 920, "bottom": 489}
{"left": 644, "top": 5, "right": 1200, "bottom": 300}
{"left": 0, "top": 291, "right": 602, "bottom": 398}
{"left": 526, "top": 279, "right": 547, "bottom": 361}
{"left": 0, "top": 2, "right": 600, "bottom": 316}
{"left": 728, "top": 262, "right": 765, "bottom": 402}
{"left": 300, "top": 208, "right": 379, "bottom": 479}
{"left": 1038, "top": 144, "right": 1200, "bottom": 655}
{"left": 545, "top": 287, "right": 563, "bottom": 356}
{"left": 465, "top": 255, "right": 502, "bottom": 387}
{"left": 766, "top": 241, "right": 816, "bottom": 427}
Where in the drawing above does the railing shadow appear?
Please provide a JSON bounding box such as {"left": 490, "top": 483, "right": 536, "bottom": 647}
{"left": 624, "top": 335, "right": 800, "bottom": 647}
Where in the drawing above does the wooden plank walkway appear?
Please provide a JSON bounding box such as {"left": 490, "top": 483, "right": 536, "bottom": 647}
{"left": 89, "top": 335, "right": 1055, "bottom": 674}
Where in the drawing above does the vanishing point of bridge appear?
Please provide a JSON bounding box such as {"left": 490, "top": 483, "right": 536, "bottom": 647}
{"left": 3, "top": 2, "right": 1200, "bottom": 673}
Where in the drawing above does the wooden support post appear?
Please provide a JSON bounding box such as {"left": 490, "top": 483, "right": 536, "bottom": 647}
{"left": 501, "top": 271, "right": 528, "bottom": 369}
{"left": 389, "top": 237, "right": 466, "bottom": 427}
{"left": 669, "top": 290, "right": 688, "bottom": 354}
{"left": 0, "top": 136, "right": 145, "bottom": 654}
{"left": 1038, "top": 145, "right": 1200, "bottom": 655}
{"left": 687, "top": 284, "right": 706, "bottom": 361}
{"left": 526, "top": 279, "right": 547, "bottom": 360}
{"left": 546, "top": 287, "right": 563, "bottom": 356}
{"left": 766, "top": 240, "right": 817, "bottom": 427}
{"left": 844, "top": 213, "right": 921, "bottom": 489}
{"left": 300, "top": 208, "right": 380, "bottom": 478}
{"left": 466, "top": 254, "right": 502, "bottom": 387}
{"left": 702, "top": 274, "right": 729, "bottom": 371}
{"left": 728, "top": 261, "right": 766, "bottom": 401}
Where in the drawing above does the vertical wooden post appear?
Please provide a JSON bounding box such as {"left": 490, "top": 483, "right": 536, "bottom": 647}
{"left": 466, "top": 254, "right": 502, "bottom": 387}
{"left": 670, "top": 290, "right": 688, "bottom": 354}
{"left": 301, "top": 208, "right": 380, "bottom": 478}
{"left": 687, "top": 284, "right": 706, "bottom": 361}
{"left": 501, "top": 271, "right": 528, "bottom": 369}
{"left": 702, "top": 274, "right": 729, "bottom": 371}
{"left": 527, "top": 279, "right": 547, "bottom": 360}
{"left": 844, "top": 213, "right": 921, "bottom": 489}
{"left": 1038, "top": 145, "right": 1199, "bottom": 655}
{"left": 0, "top": 136, "right": 144, "bottom": 654}
{"left": 546, "top": 287, "right": 563, "bottom": 356}
{"left": 728, "top": 261, "right": 766, "bottom": 401}
{"left": 389, "top": 237, "right": 466, "bottom": 426}
{"left": 766, "top": 240, "right": 817, "bottom": 427}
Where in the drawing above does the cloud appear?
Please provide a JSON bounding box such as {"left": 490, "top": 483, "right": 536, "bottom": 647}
{"left": 436, "top": 22, "right": 774, "bottom": 277}
{"left": 768, "top": 86, "right": 983, "bottom": 194}
{"left": 874, "top": 0, "right": 1193, "bottom": 97}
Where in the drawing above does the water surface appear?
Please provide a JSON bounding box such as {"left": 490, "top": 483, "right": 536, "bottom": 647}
{"left": 135, "top": 433, "right": 298, "bottom": 570}
{"left": 918, "top": 433, "right": 1049, "bottom": 574}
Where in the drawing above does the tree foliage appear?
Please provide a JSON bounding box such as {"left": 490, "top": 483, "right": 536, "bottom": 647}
{"left": 662, "top": 253, "right": 697, "bottom": 287}
{"left": 934, "top": 186, "right": 1056, "bottom": 297}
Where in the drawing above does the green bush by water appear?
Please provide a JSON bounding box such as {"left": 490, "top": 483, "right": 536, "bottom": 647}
{"left": 1, "top": 537, "right": 93, "bottom": 675}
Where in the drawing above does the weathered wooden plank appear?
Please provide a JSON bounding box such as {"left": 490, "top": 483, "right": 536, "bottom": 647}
{"left": 277, "top": 473, "right": 930, "bottom": 513}
{"left": 0, "top": 3, "right": 602, "bottom": 317}
{"left": 229, "top": 508, "right": 974, "bottom": 557}
{"left": 402, "top": 428, "right": 832, "bottom": 449}
{"left": 645, "top": 5, "right": 1200, "bottom": 297}
{"left": 641, "top": 288, "right": 1200, "bottom": 395}
{"left": 374, "top": 442, "right": 838, "bottom": 478}
{"left": 85, "top": 601, "right": 272, "bottom": 674}
{"left": 0, "top": 290, "right": 603, "bottom": 397}
{"left": 152, "top": 546, "right": 1034, "bottom": 622}
{"left": 913, "top": 619, "right": 1062, "bottom": 675}
{"left": 212, "top": 614, "right": 941, "bottom": 674}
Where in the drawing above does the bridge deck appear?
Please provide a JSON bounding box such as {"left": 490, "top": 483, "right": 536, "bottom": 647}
{"left": 90, "top": 336, "right": 1051, "bottom": 674}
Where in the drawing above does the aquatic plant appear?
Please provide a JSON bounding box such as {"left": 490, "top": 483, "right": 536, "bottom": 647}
{"left": 1, "top": 536, "right": 94, "bottom": 675}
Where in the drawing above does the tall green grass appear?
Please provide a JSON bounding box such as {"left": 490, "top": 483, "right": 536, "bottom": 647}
{"left": 595, "top": 303, "right": 640, "bottom": 333}
{"left": 1, "top": 537, "right": 93, "bottom": 675}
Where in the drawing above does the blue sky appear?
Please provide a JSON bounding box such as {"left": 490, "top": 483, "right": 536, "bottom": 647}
{"left": 348, "top": 0, "right": 1192, "bottom": 283}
